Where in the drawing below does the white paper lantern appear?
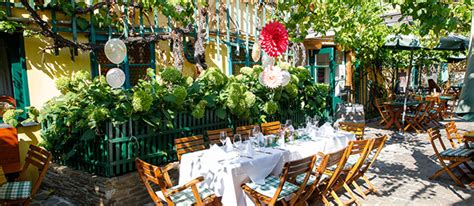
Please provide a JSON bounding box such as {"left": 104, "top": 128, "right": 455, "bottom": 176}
{"left": 106, "top": 68, "right": 126, "bottom": 88}
{"left": 104, "top": 38, "right": 127, "bottom": 65}
{"left": 251, "top": 42, "right": 261, "bottom": 62}
{"left": 262, "top": 53, "right": 275, "bottom": 68}
{"left": 281, "top": 70, "right": 291, "bottom": 86}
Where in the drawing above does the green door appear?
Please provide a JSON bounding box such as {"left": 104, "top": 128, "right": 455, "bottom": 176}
{"left": 311, "top": 47, "right": 338, "bottom": 115}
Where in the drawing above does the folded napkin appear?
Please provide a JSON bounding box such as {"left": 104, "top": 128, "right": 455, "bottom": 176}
{"left": 244, "top": 141, "right": 255, "bottom": 156}
{"left": 224, "top": 137, "right": 233, "bottom": 152}
{"left": 318, "top": 122, "right": 335, "bottom": 136}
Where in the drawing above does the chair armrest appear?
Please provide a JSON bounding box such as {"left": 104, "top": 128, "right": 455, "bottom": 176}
{"left": 162, "top": 162, "right": 179, "bottom": 173}
{"left": 168, "top": 176, "right": 204, "bottom": 196}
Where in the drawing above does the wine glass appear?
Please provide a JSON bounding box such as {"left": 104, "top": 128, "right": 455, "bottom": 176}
{"left": 234, "top": 134, "right": 243, "bottom": 151}
{"left": 252, "top": 125, "right": 261, "bottom": 136}
{"left": 313, "top": 115, "right": 320, "bottom": 127}
{"left": 219, "top": 131, "right": 226, "bottom": 146}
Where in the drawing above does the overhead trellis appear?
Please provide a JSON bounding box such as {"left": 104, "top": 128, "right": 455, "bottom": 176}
{"left": 0, "top": 0, "right": 281, "bottom": 73}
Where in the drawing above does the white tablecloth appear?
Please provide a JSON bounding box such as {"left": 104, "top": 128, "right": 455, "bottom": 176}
{"left": 178, "top": 132, "right": 356, "bottom": 206}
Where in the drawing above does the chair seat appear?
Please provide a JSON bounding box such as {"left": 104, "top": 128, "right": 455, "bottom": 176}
{"left": 295, "top": 173, "right": 328, "bottom": 186}
{"left": 0, "top": 181, "right": 31, "bottom": 200}
{"left": 155, "top": 185, "right": 214, "bottom": 206}
{"left": 244, "top": 176, "right": 299, "bottom": 201}
{"left": 440, "top": 148, "right": 474, "bottom": 158}
{"left": 460, "top": 142, "right": 474, "bottom": 149}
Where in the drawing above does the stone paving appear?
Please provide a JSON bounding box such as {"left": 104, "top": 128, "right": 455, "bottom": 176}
{"left": 30, "top": 117, "right": 473, "bottom": 205}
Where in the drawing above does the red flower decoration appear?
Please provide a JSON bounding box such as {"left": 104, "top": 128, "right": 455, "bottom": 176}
{"left": 259, "top": 21, "right": 289, "bottom": 57}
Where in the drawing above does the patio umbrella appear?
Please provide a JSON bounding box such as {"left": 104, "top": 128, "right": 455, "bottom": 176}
{"left": 383, "top": 34, "right": 468, "bottom": 131}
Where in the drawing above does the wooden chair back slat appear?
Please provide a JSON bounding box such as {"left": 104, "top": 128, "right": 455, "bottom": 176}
{"left": 339, "top": 122, "right": 365, "bottom": 140}
{"left": 278, "top": 155, "right": 317, "bottom": 205}
{"left": 318, "top": 147, "right": 350, "bottom": 197}
{"left": 357, "top": 135, "right": 388, "bottom": 177}
{"left": 206, "top": 128, "right": 233, "bottom": 146}
{"left": 344, "top": 139, "right": 374, "bottom": 184}
{"left": 428, "top": 128, "right": 447, "bottom": 152}
{"left": 18, "top": 145, "right": 52, "bottom": 201}
{"left": 135, "top": 158, "right": 170, "bottom": 205}
{"left": 445, "top": 122, "right": 463, "bottom": 148}
{"left": 261, "top": 121, "right": 281, "bottom": 135}
{"left": 236, "top": 125, "right": 257, "bottom": 141}
{"left": 174, "top": 135, "right": 206, "bottom": 161}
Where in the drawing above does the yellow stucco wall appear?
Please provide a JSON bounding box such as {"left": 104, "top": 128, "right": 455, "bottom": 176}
{"left": 6, "top": 0, "right": 276, "bottom": 181}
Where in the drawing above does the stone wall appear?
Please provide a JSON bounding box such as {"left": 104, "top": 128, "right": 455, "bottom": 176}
{"left": 42, "top": 163, "right": 154, "bottom": 205}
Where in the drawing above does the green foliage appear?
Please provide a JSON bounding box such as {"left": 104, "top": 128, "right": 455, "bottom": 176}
{"left": 40, "top": 65, "right": 329, "bottom": 160}
{"left": 263, "top": 101, "right": 278, "bottom": 115}
{"left": 394, "top": 0, "right": 471, "bottom": 37}
{"left": 2, "top": 109, "right": 23, "bottom": 127}
{"left": 0, "top": 10, "right": 23, "bottom": 33}
{"left": 160, "top": 67, "right": 183, "bottom": 84}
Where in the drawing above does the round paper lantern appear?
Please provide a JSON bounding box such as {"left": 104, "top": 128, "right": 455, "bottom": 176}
{"left": 104, "top": 38, "right": 127, "bottom": 65}
{"left": 106, "top": 68, "right": 126, "bottom": 88}
{"left": 251, "top": 42, "right": 261, "bottom": 62}
{"left": 262, "top": 54, "right": 275, "bottom": 68}
{"left": 281, "top": 70, "right": 291, "bottom": 86}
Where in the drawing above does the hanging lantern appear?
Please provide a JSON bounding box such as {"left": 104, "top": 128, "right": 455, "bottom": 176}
{"left": 106, "top": 68, "right": 126, "bottom": 88}
{"left": 262, "top": 53, "right": 275, "bottom": 68}
{"left": 281, "top": 70, "right": 291, "bottom": 86}
{"left": 104, "top": 38, "right": 127, "bottom": 65}
{"left": 251, "top": 42, "right": 261, "bottom": 62}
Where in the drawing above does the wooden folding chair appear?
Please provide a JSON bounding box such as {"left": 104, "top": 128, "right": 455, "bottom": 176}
{"left": 351, "top": 135, "right": 388, "bottom": 197}
{"left": 261, "top": 121, "right": 281, "bottom": 135}
{"left": 206, "top": 128, "right": 233, "bottom": 146}
{"left": 316, "top": 147, "right": 351, "bottom": 206}
{"left": 135, "top": 158, "right": 217, "bottom": 206}
{"left": 339, "top": 122, "right": 365, "bottom": 140}
{"left": 375, "top": 98, "right": 390, "bottom": 125}
{"left": 403, "top": 102, "right": 425, "bottom": 134}
{"left": 444, "top": 122, "right": 474, "bottom": 173}
{"left": 0, "top": 145, "right": 52, "bottom": 206}
{"left": 427, "top": 128, "right": 473, "bottom": 188}
{"left": 445, "top": 122, "right": 465, "bottom": 148}
{"left": 337, "top": 139, "right": 375, "bottom": 202}
{"left": 425, "top": 96, "right": 444, "bottom": 125}
{"left": 175, "top": 135, "right": 207, "bottom": 161}
{"left": 235, "top": 125, "right": 258, "bottom": 141}
{"left": 418, "top": 101, "right": 437, "bottom": 130}
{"left": 241, "top": 155, "right": 317, "bottom": 206}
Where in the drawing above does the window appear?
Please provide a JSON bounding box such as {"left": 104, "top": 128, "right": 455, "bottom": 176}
{"left": 230, "top": 43, "right": 258, "bottom": 75}
{"left": 0, "top": 32, "right": 29, "bottom": 114}
{"left": 91, "top": 37, "right": 155, "bottom": 88}
{"left": 0, "top": 39, "right": 13, "bottom": 97}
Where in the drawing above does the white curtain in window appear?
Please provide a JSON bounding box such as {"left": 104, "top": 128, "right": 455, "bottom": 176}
{"left": 0, "top": 39, "right": 13, "bottom": 97}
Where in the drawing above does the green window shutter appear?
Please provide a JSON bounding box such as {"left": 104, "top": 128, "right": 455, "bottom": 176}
{"left": 8, "top": 34, "right": 30, "bottom": 115}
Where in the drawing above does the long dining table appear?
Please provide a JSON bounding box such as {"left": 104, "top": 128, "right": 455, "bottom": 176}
{"left": 178, "top": 131, "right": 356, "bottom": 206}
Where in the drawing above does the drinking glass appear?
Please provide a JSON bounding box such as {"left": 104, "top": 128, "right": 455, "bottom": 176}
{"left": 234, "top": 134, "right": 242, "bottom": 148}
{"left": 252, "top": 125, "right": 261, "bottom": 136}
{"left": 220, "top": 131, "right": 226, "bottom": 146}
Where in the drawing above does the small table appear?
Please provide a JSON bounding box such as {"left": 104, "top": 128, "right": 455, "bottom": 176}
{"left": 383, "top": 101, "right": 420, "bottom": 130}
{"left": 462, "top": 130, "right": 474, "bottom": 149}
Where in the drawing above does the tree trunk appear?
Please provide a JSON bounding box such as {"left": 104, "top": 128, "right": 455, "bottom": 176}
{"left": 456, "top": 9, "right": 474, "bottom": 116}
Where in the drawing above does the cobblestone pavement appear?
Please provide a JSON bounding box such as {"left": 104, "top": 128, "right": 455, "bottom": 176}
{"left": 31, "top": 118, "right": 473, "bottom": 205}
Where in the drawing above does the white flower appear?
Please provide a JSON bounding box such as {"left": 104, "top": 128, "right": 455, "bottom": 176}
{"left": 259, "top": 66, "right": 283, "bottom": 89}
